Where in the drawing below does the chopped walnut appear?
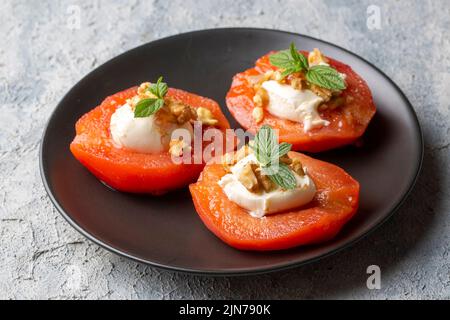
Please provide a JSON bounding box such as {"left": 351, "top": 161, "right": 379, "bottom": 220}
{"left": 284, "top": 72, "right": 305, "bottom": 90}
{"left": 257, "top": 87, "right": 269, "bottom": 101}
{"left": 310, "top": 84, "right": 333, "bottom": 102}
{"left": 264, "top": 70, "right": 274, "bottom": 80}
{"left": 137, "top": 82, "right": 158, "bottom": 100}
{"left": 221, "top": 153, "right": 235, "bottom": 173}
{"left": 253, "top": 94, "right": 263, "bottom": 107}
{"left": 169, "top": 139, "right": 190, "bottom": 157}
{"left": 252, "top": 164, "right": 275, "bottom": 192}
{"left": 127, "top": 82, "right": 158, "bottom": 108}
{"left": 273, "top": 70, "right": 283, "bottom": 81}
{"left": 319, "top": 96, "right": 346, "bottom": 111}
{"left": 290, "top": 77, "right": 302, "bottom": 90}
{"left": 126, "top": 96, "right": 141, "bottom": 108}
{"left": 237, "top": 162, "right": 276, "bottom": 194}
{"left": 235, "top": 145, "right": 252, "bottom": 162}
{"left": 279, "top": 154, "right": 293, "bottom": 165}
{"left": 252, "top": 107, "right": 264, "bottom": 123}
{"left": 286, "top": 72, "right": 304, "bottom": 80}
{"left": 290, "top": 158, "right": 305, "bottom": 176}
{"left": 154, "top": 106, "right": 177, "bottom": 126}
{"left": 137, "top": 82, "right": 151, "bottom": 95}
{"left": 221, "top": 146, "right": 252, "bottom": 172}
{"left": 308, "top": 48, "right": 329, "bottom": 66}
{"left": 251, "top": 71, "right": 275, "bottom": 91}
{"left": 253, "top": 87, "right": 268, "bottom": 108}
{"left": 169, "top": 102, "right": 197, "bottom": 124}
{"left": 237, "top": 163, "right": 259, "bottom": 193}
{"left": 222, "top": 147, "right": 307, "bottom": 193}
{"left": 250, "top": 72, "right": 277, "bottom": 112}
{"left": 247, "top": 75, "right": 264, "bottom": 88}
{"left": 196, "top": 107, "right": 218, "bottom": 126}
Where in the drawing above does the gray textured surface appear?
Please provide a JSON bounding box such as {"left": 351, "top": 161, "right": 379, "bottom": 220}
{"left": 0, "top": 0, "right": 449, "bottom": 300}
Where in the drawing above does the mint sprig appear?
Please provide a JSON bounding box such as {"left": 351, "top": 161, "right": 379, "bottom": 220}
{"left": 269, "top": 43, "right": 346, "bottom": 91}
{"left": 134, "top": 76, "right": 168, "bottom": 118}
{"left": 264, "top": 163, "right": 297, "bottom": 190}
{"left": 306, "top": 65, "right": 346, "bottom": 90}
{"left": 149, "top": 76, "right": 168, "bottom": 98}
{"left": 251, "top": 125, "right": 296, "bottom": 190}
{"left": 269, "top": 43, "right": 309, "bottom": 77}
{"left": 252, "top": 124, "right": 278, "bottom": 166}
{"left": 134, "top": 98, "right": 164, "bottom": 117}
{"left": 278, "top": 142, "right": 292, "bottom": 158}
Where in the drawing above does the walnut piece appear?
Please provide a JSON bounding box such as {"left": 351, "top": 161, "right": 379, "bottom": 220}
{"left": 222, "top": 147, "right": 307, "bottom": 194}
{"left": 308, "top": 48, "right": 329, "bottom": 66}
{"left": 221, "top": 153, "right": 235, "bottom": 173}
{"left": 169, "top": 102, "right": 197, "bottom": 124}
{"left": 252, "top": 107, "right": 264, "bottom": 123}
{"left": 126, "top": 96, "right": 141, "bottom": 109}
{"left": 136, "top": 82, "right": 158, "bottom": 100}
{"left": 280, "top": 154, "right": 293, "bottom": 165}
{"left": 319, "top": 96, "right": 346, "bottom": 111}
{"left": 253, "top": 86, "right": 268, "bottom": 108}
{"left": 235, "top": 145, "right": 252, "bottom": 162}
{"left": 252, "top": 164, "right": 275, "bottom": 192}
{"left": 196, "top": 107, "right": 218, "bottom": 126}
{"left": 169, "top": 139, "right": 190, "bottom": 157}
{"left": 237, "top": 163, "right": 259, "bottom": 193}
{"left": 273, "top": 70, "right": 283, "bottom": 81}
{"left": 221, "top": 146, "right": 252, "bottom": 173}
{"left": 127, "top": 82, "right": 158, "bottom": 109}
{"left": 264, "top": 70, "right": 274, "bottom": 80}
{"left": 310, "top": 84, "right": 333, "bottom": 102}
{"left": 137, "top": 82, "right": 151, "bottom": 95}
{"left": 290, "top": 158, "right": 305, "bottom": 176}
{"left": 253, "top": 94, "right": 263, "bottom": 107}
{"left": 290, "top": 77, "right": 302, "bottom": 90}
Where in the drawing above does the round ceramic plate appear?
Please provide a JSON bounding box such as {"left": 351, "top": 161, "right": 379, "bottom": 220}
{"left": 40, "top": 28, "right": 423, "bottom": 275}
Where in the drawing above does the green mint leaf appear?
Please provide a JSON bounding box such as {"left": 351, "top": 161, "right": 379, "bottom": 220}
{"left": 134, "top": 98, "right": 164, "bottom": 117}
{"left": 269, "top": 43, "right": 308, "bottom": 78}
{"left": 278, "top": 142, "right": 292, "bottom": 158}
{"left": 253, "top": 125, "right": 278, "bottom": 166}
{"left": 261, "top": 164, "right": 278, "bottom": 176}
{"left": 149, "top": 76, "right": 168, "bottom": 99}
{"left": 266, "top": 163, "right": 297, "bottom": 190}
{"left": 269, "top": 49, "right": 296, "bottom": 70}
{"left": 252, "top": 126, "right": 296, "bottom": 190}
{"left": 290, "top": 42, "right": 308, "bottom": 70}
{"left": 281, "top": 66, "right": 300, "bottom": 78}
{"left": 306, "top": 65, "right": 346, "bottom": 91}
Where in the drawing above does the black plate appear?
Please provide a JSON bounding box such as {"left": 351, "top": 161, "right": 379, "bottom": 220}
{"left": 40, "top": 28, "right": 423, "bottom": 275}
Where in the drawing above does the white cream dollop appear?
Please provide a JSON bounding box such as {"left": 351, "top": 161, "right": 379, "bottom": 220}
{"left": 261, "top": 80, "right": 329, "bottom": 132}
{"left": 110, "top": 103, "right": 192, "bottom": 153}
{"left": 218, "top": 153, "right": 316, "bottom": 218}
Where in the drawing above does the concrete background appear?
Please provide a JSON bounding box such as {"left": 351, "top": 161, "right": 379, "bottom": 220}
{"left": 0, "top": 0, "right": 449, "bottom": 299}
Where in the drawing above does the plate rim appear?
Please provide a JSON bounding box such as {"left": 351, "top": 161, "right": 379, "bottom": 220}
{"left": 39, "top": 27, "right": 424, "bottom": 276}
